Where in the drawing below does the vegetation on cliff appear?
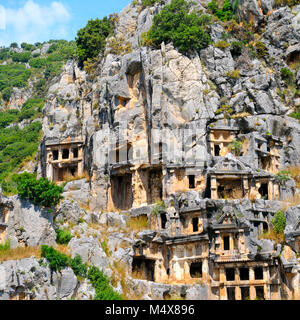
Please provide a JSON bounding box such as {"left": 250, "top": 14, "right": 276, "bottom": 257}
{"left": 76, "top": 15, "right": 117, "bottom": 65}
{"left": 41, "top": 245, "right": 122, "bottom": 300}
{"left": 142, "top": 0, "right": 211, "bottom": 53}
{"left": 16, "top": 173, "right": 64, "bottom": 207}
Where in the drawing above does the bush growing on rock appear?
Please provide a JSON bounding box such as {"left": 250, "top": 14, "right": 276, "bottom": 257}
{"left": 70, "top": 254, "right": 88, "bottom": 278}
{"left": 141, "top": 0, "right": 161, "bottom": 7}
{"left": 76, "top": 15, "right": 117, "bottom": 65}
{"left": 16, "top": 173, "right": 64, "bottom": 207}
{"left": 56, "top": 229, "right": 73, "bottom": 245}
{"left": 281, "top": 68, "right": 294, "bottom": 85}
{"left": 272, "top": 210, "right": 286, "bottom": 234}
{"left": 144, "top": 0, "right": 211, "bottom": 54}
{"left": 88, "top": 266, "right": 123, "bottom": 300}
{"left": 41, "top": 246, "right": 122, "bottom": 300}
{"left": 41, "top": 245, "right": 70, "bottom": 272}
{"left": 207, "top": 0, "right": 236, "bottom": 22}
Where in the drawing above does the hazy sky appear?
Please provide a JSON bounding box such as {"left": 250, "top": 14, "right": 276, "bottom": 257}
{"left": 0, "top": 0, "right": 131, "bottom": 46}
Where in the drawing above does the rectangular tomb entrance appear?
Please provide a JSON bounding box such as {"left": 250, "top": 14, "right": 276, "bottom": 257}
{"left": 132, "top": 257, "right": 155, "bottom": 282}
{"left": 148, "top": 169, "right": 163, "bottom": 204}
{"left": 111, "top": 174, "right": 133, "bottom": 210}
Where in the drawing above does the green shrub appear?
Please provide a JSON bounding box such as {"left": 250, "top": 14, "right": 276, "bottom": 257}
{"left": 11, "top": 52, "right": 31, "bottom": 63}
{"left": 0, "top": 49, "right": 11, "bottom": 61}
{"left": 272, "top": 211, "right": 286, "bottom": 234}
{"left": 21, "top": 43, "right": 36, "bottom": 51}
{"left": 76, "top": 16, "right": 116, "bottom": 65}
{"left": 0, "top": 121, "right": 42, "bottom": 190}
{"left": 152, "top": 201, "right": 166, "bottom": 215}
{"left": 228, "top": 139, "right": 243, "bottom": 156}
{"left": 88, "top": 266, "right": 123, "bottom": 300}
{"left": 215, "top": 40, "right": 231, "bottom": 50}
{"left": 56, "top": 229, "right": 73, "bottom": 245}
{"left": 70, "top": 254, "right": 88, "bottom": 278}
{"left": 41, "top": 245, "right": 70, "bottom": 272}
{"left": 0, "top": 64, "right": 31, "bottom": 92}
{"left": 281, "top": 67, "right": 294, "bottom": 85}
{"left": 16, "top": 173, "right": 64, "bottom": 207}
{"left": 225, "top": 69, "right": 241, "bottom": 79}
{"left": 0, "top": 109, "right": 19, "bottom": 128}
{"left": 255, "top": 41, "right": 268, "bottom": 59}
{"left": 0, "top": 240, "right": 10, "bottom": 252}
{"left": 2, "top": 87, "right": 12, "bottom": 102}
{"left": 207, "top": 0, "right": 235, "bottom": 22}
{"left": 29, "top": 58, "right": 49, "bottom": 68}
{"left": 40, "top": 246, "right": 120, "bottom": 299}
{"left": 142, "top": 0, "right": 160, "bottom": 7}
{"left": 276, "top": 170, "right": 291, "bottom": 182}
{"left": 289, "top": 112, "right": 300, "bottom": 121}
{"left": 144, "top": 0, "right": 211, "bottom": 53}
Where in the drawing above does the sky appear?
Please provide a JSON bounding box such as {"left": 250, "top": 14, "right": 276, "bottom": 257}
{"left": 0, "top": 0, "right": 131, "bottom": 46}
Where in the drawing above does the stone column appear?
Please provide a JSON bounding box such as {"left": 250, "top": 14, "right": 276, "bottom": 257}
{"left": 230, "top": 235, "right": 234, "bottom": 251}
{"left": 249, "top": 267, "right": 255, "bottom": 281}
{"left": 58, "top": 146, "right": 62, "bottom": 161}
{"left": 202, "top": 258, "right": 209, "bottom": 282}
{"left": 249, "top": 285, "right": 256, "bottom": 300}
{"left": 268, "top": 180, "right": 274, "bottom": 200}
{"left": 235, "top": 286, "right": 241, "bottom": 300}
{"left": 79, "top": 146, "right": 83, "bottom": 159}
{"left": 77, "top": 161, "right": 84, "bottom": 177}
{"left": 211, "top": 176, "right": 218, "bottom": 200}
{"left": 219, "top": 267, "right": 227, "bottom": 300}
{"left": 243, "top": 176, "right": 249, "bottom": 198}
{"left": 70, "top": 147, "right": 74, "bottom": 160}
{"left": 49, "top": 163, "right": 54, "bottom": 182}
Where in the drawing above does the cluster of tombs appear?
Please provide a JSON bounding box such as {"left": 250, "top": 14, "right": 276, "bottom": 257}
{"left": 41, "top": 123, "right": 300, "bottom": 300}
{"left": 132, "top": 203, "right": 294, "bottom": 300}
{"left": 106, "top": 123, "right": 283, "bottom": 211}
{"left": 43, "top": 124, "right": 283, "bottom": 207}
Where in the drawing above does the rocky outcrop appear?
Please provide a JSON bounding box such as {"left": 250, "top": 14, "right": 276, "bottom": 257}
{"left": 4, "top": 196, "right": 56, "bottom": 249}
{"left": 0, "top": 257, "right": 78, "bottom": 300}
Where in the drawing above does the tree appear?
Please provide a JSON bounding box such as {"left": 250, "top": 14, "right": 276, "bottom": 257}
{"left": 10, "top": 42, "right": 18, "bottom": 49}
{"left": 16, "top": 173, "right": 64, "bottom": 207}
{"left": 2, "top": 87, "right": 12, "bottom": 102}
{"left": 76, "top": 15, "right": 116, "bottom": 65}
{"left": 145, "top": 0, "right": 211, "bottom": 54}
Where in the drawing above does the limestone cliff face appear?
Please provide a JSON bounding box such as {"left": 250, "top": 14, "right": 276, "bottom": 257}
{"left": 41, "top": 0, "right": 300, "bottom": 210}
{"left": 28, "top": 0, "right": 300, "bottom": 300}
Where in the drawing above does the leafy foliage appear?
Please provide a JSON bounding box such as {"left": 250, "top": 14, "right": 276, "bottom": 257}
{"left": 0, "top": 64, "right": 31, "bottom": 92}
{"left": 0, "top": 122, "right": 42, "bottom": 190}
{"left": 272, "top": 211, "right": 286, "bottom": 234}
{"left": 41, "top": 246, "right": 121, "bottom": 300}
{"left": 281, "top": 67, "right": 294, "bottom": 85}
{"left": 0, "top": 240, "right": 11, "bottom": 252}
{"left": 141, "top": 0, "right": 161, "bottom": 7}
{"left": 88, "top": 266, "right": 123, "bottom": 300}
{"left": 207, "top": 0, "right": 235, "bottom": 22}
{"left": 70, "top": 254, "right": 88, "bottom": 278}
{"left": 41, "top": 245, "right": 70, "bottom": 272}
{"left": 228, "top": 140, "right": 243, "bottom": 156}
{"left": 16, "top": 173, "right": 64, "bottom": 207}
{"left": 144, "top": 0, "right": 211, "bottom": 53}
{"left": 76, "top": 16, "right": 116, "bottom": 65}
{"left": 56, "top": 229, "right": 73, "bottom": 245}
